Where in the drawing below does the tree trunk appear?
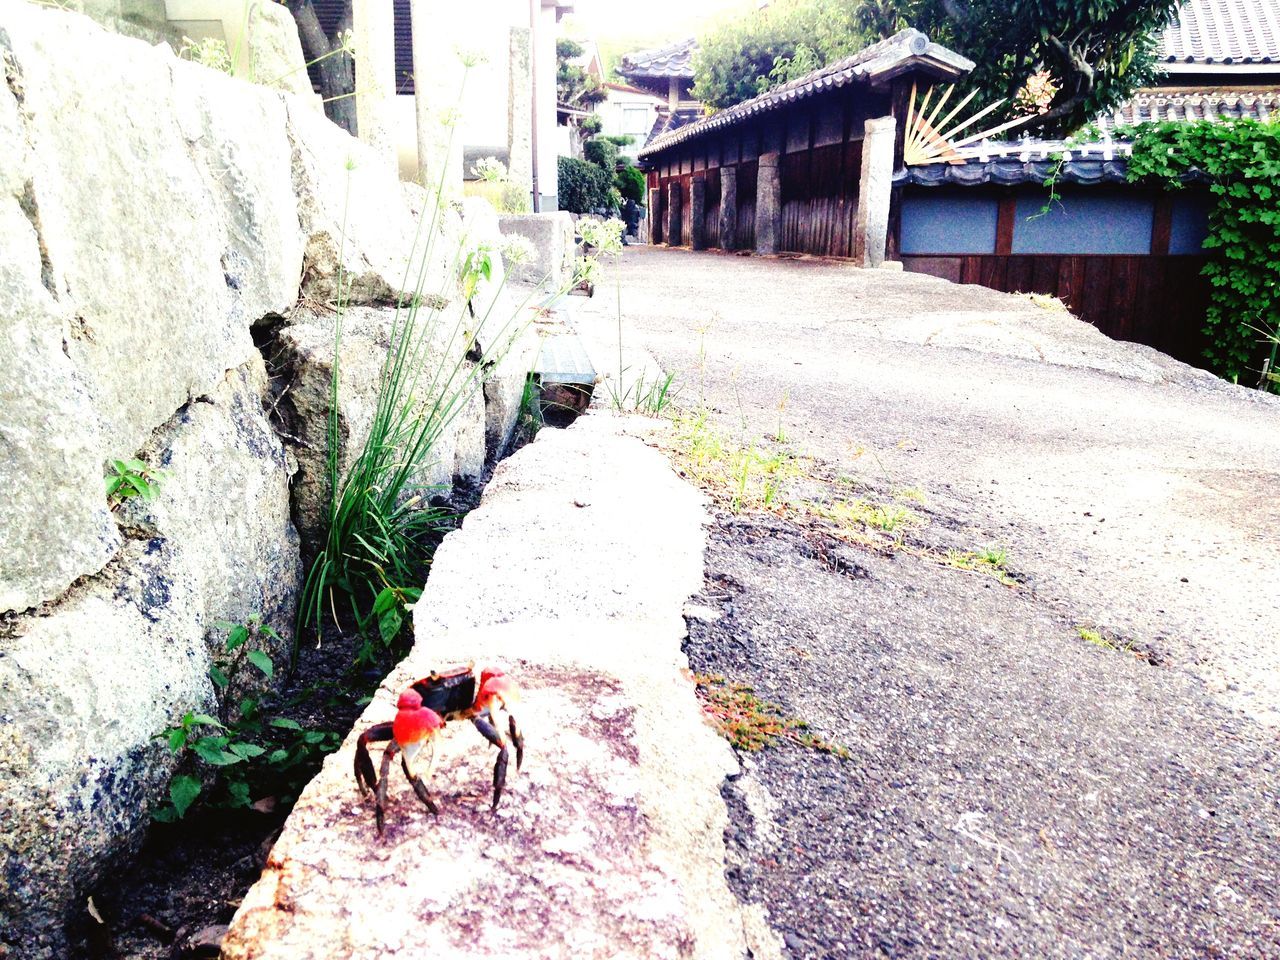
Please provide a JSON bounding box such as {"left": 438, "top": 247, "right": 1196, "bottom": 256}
{"left": 285, "top": 0, "right": 359, "bottom": 136}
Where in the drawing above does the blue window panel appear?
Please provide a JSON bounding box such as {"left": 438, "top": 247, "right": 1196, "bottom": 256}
{"left": 900, "top": 193, "right": 999, "bottom": 254}
{"left": 1170, "top": 192, "right": 1212, "bottom": 254}
{"left": 1012, "top": 190, "right": 1153, "bottom": 254}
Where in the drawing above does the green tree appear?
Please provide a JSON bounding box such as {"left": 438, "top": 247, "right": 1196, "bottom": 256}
{"left": 855, "top": 0, "right": 906, "bottom": 40}
{"left": 693, "top": 0, "right": 1182, "bottom": 136}
{"left": 913, "top": 0, "right": 1182, "bottom": 135}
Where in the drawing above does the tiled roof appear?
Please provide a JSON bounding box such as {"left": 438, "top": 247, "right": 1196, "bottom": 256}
{"left": 620, "top": 38, "right": 698, "bottom": 79}
{"left": 638, "top": 30, "right": 974, "bottom": 159}
{"left": 1097, "top": 87, "right": 1278, "bottom": 131}
{"left": 1160, "top": 0, "right": 1280, "bottom": 65}
{"left": 645, "top": 106, "right": 704, "bottom": 145}
{"left": 896, "top": 138, "right": 1136, "bottom": 188}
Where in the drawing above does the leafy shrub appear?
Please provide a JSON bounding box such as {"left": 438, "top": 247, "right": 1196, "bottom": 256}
{"left": 153, "top": 619, "right": 340, "bottom": 820}
{"left": 602, "top": 134, "right": 636, "bottom": 148}
{"left": 616, "top": 164, "right": 646, "bottom": 204}
{"left": 1126, "top": 119, "right": 1280, "bottom": 387}
{"left": 579, "top": 114, "right": 603, "bottom": 136}
{"left": 558, "top": 155, "right": 614, "bottom": 214}
{"left": 583, "top": 136, "right": 620, "bottom": 172}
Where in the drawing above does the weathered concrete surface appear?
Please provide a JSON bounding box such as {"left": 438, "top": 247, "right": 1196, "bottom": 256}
{"left": 586, "top": 245, "right": 1280, "bottom": 956}
{"left": 0, "top": 360, "right": 300, "bottom": 957}
{"left": 498, "top": 212, "right": 576, "bottom": 289}
{"left": 600, "top": 247, "right": 1280, "bottom": 725}
{"left": 223, "top": 417, "right": 780, "bottom": 960}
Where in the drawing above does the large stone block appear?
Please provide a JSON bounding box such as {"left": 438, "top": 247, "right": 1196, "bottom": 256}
{"left": 0, "top": 360, "right": 301, "bottom": 958}
{"left": 286, "top": 96, "right": 438, "bottom": 305}
{"left": 246, "top": 0, "right": 315, "bottom": 100}
{"left": 1, "top": 7, "right": 306, "bottom": 613}
{"left": 2, "top": 7, "right": 264, "bottom": 460}
{"left": 497, "top": 212, "right": 576, "bottom": 289}
{"left": 0, "top": 52, "right": 119, "bottom": 613}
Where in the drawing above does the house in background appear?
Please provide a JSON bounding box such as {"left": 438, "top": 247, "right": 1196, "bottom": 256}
{"left": 595, "top": 82, "right": 666, "bottom": 157}
{"left": 618, "top": 38, "right": 706, "bottom": 144}
{"left": 308, "top": 0, "right": 573, "bottom": 210}
{"left": 639, "top": 0, "right": 1278, "bottom": 368}
{"left": 896, "top": 0, "right": 1279, "bottom": 365}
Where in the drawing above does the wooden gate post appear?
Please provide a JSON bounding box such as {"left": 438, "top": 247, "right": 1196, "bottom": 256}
{"left": 648, "top": 186, "right": 663, "bottom": 245}
{"left": 755, "top": 152, "right": 781, "bottom": 254}
{"left": 854, "top": 116, "right": 896, "bottom": 267}
{"left": 719, "top": 165, "right": 738, "bottom": 252}
{"left": 666, "top": 181, "right": 683, "bottom": 247}
{"left": 690, "top": 177, "right": 707, "bottom": 250}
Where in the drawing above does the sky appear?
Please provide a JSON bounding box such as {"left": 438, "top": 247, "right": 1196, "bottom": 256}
{"left": 567, "top": 0, "right": 752, "bottom": 49}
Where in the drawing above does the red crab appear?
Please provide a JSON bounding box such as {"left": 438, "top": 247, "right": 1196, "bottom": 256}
{"left": 354, "top": 663, "right": 523, "bottom": 833}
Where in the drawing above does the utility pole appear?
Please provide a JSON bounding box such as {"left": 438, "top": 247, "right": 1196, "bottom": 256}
{"left": 529, "top": 0, "right": 541, "bottom": 212}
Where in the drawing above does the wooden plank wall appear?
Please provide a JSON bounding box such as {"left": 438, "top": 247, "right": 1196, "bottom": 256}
{"left": 901, "top": 254, "right": 1211, "bottom": 364}
{"left": 646, "top": 87, "right": 875, "bottom": 257}
{"left": 780, "top": 141, "right": 862, "bottom": 257}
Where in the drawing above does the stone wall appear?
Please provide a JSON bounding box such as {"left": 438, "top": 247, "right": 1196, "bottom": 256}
{"left": 0, "top": 6, "right": 538, "bottom": 955}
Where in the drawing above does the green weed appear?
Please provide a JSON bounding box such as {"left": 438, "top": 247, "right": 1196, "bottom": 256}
{"left": 694, "top": 674, "right": 850, "bottom": 758}
{"left": 153, "top": 619, "right": 341, "bottom": 820}
{"left": 104, "top": 458, "right": 168, "bottom": 509}
{"left": 812, "top": 498, "right": 919, "bottom": 534}
{"left": 608, "top": 367, "right": 678, "bottom": 416}
{"left": 672, "top": 410, "right": 801, "bottom": 513}
{"left": 1075, "top": 624, "right": 1153, "bottom": 662}
{"left": 943, "top": 547, "right": 1015, "bottom": 585}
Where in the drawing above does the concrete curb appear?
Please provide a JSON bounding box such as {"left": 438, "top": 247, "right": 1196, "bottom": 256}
{"left": 223, "top": 416, "right": 779, "bottom": 959}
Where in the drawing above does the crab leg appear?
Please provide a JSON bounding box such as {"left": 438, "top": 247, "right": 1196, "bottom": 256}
{"left": 355, "top": 722, "right": 394, "bottom": 796}
{"left": 508, "top": 713, "right": 525, "bottom": 772}
{"left": 375, "top": 741, "right": 400, "bottom": 835}
{"left": 401, "top": 754, "right": 440, "bottom": 816}
{"left": 472, "top": 715, "right": 510, "bottom": 810}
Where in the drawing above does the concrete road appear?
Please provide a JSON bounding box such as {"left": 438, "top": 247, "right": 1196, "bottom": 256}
{"left": 593, "top": 246, "right": 1280, "bottom": 726}
{"left": 578, "top": 246, "right": 1280, "bottom": 958}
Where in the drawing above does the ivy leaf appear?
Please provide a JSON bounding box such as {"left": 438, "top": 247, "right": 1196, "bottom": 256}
{"left": 267, "top": 749, "right": 290, "bottom": 765}
{"left": 165, "top": 727, "right": 187, "bottom": 753}
{"left": 209, "top": 665, "right": 229, "bottom": 690}
{"left": 247, "top": 650, "right": 274, "bottom": 678}
{"left": 228, "top": 742, "right": 266, "bottom": 760}
{"left": 190, "top": 713, "right": 225, "bottom": 729}
{"left": 169, "top": 775, "right": 202, "bottom": 818}
{"left": 269, "top": 717, "right": 302, "bottom": 731}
